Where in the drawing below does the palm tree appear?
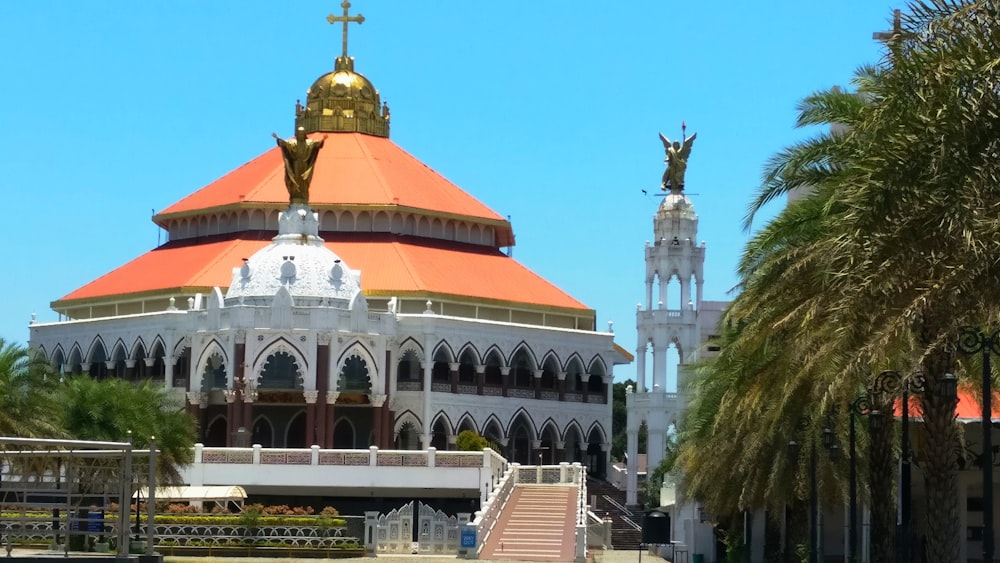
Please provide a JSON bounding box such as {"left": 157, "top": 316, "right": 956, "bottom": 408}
{"left": 818, "top": 2, "right": 1000, "bottom": 559}
{"left": 0, "top": 338, "right": 63, "bottom": 438}
{"left": 57, "top": 376, "right": 197, "bottom": 486}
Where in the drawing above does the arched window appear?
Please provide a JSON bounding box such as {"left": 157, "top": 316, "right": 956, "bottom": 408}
{"left": 252, "top": 417, "right": 274, "bottom": 448}
{"left": 510, "top": 349, "right": 533, "bottom": 388}
{"left": 432, "top": 348, "right": 450, "bottom": 383}
{"left": 396, "top": 350, "right": 420, "bottom": 381}
{"left": 458, "top": 349, "right": 476, "bottom": 384}
{"left": 395, "top": 421, "right": 419, "bottom": 450}
{"left": 202, "top": 352, "right": 227, "bottom": 391}
{"left": 333, "top": 419, "right": 355, "bottom": 449}
{"left": 260, "top": 351, "right": 300, "bottom": 389}
{"left": 339, "top": 354, "right": 371, "bottom": 393}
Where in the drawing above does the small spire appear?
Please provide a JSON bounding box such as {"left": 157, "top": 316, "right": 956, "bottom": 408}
{"left": 326, "top": 1, "right": 365, "bottom": 61}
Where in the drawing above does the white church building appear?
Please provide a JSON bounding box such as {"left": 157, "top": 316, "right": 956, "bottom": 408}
{"left": 27, "top": 7, "right": 630, "bottom": 499}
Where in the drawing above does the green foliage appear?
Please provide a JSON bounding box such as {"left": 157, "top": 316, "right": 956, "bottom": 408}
{"left": 455, "top": 430, "right": 489, "bottom": 451}
{"left": 238, "top": 504, "right": 263, "bottom": 537}
{"left": 56, "top": 376, "right": 197, "bottom": 485}
{"left": 0, "top": 339, "right": 63, "bottom": 438}
{"left": 610, "top": 380, "right": 646, "bottom": 461}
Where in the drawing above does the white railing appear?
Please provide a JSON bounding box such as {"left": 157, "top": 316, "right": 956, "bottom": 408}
{"left": 194, "top": 444, "right": 485, "bottom": 469}
{"left": 468, "top": 462, "right": 518, "bottom": 557}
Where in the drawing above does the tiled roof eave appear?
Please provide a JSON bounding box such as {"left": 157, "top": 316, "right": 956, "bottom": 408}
{"left": 153, "top": 202, "right": 514, "bottom": 233}
{"left": 54, "top": 287, "right": 595, "bottom": 319}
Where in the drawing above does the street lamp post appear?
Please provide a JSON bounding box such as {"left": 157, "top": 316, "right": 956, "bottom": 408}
{"left": 958, "top": 326, "right": 1000, "bottom": 563}
{"left": 847, "top": 395, "right": 874, "bottom": 563}
{"left": 789, "top": 416, "right": 821, "bottom": 563}
{"left": 869, "top": 369, "right": 958, "bottom": 563}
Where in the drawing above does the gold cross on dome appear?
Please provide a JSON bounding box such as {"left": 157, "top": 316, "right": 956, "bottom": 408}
{"left": 327, "top": 1, "right": 365, "bottom": 58}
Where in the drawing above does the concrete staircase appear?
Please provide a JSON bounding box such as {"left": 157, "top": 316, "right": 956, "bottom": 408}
{"left": 480, "top": 485, "right": 578, "bottom": 561}
{"left": 587, "top": 478, "right": 643, "bottom": 550}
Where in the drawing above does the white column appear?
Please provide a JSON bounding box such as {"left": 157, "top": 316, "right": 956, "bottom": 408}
{"left": 635, "top": 341, "right": 647, "bottom": 393}
{"left": 645, "top": 276, "right": 653, "bottom": 310}
{"left": 680, "top": 274, "right": 691, "bottom": 312}
{"left": 652, "top": 339, "right": 665, "bottom": 391}
{"left": 647, "top": 428, "right": 664, "bottom": 478}
{"left": 658, "top": 273, "right": 668, "bottom": 309}
{"left": 626, "top": 428, "right": 639, "bottom": 505}
{"left": 421, "top": 359, "right": 433, "bottom": 448}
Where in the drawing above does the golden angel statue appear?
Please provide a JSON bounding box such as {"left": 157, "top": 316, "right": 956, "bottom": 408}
{"left": 273, "top": 127, "right": 326, "bottom": 205}
{"left": 659, "top": 130, "right": 697, "bottom": 193}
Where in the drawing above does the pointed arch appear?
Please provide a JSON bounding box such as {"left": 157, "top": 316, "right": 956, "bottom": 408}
{"left": 509, "top": 344, "right": 536, "bottom": 389}
{"left": 540, "top": 352, "right": 560, "bottom": 391}
{"left": 336, "top": 341, "right": 376, "bottom": 394}
{"left": 457, "top": 343, "right": 481, "bottom": 365}
{"left": 393, "top": 410, "right": 422, "bottom": 436}
{"left": 586, "top": 422, "right": 607, "bottom": 445}
{"left": 481, "top": 415, "right": 504, "bottom": 446}
{"left": 431, "top": 341, "right": 455, "bottom": 363}
{"left": 85, "top": 336, "right": 109, "bottom": 365}
{"left": 49, "top": 344, "right": 66, "bottom": 367}
{"left": 396, "top": 348, "right": 421, "bottom": 386}
{"left": 587, "top": 355, "right": 608, "bottom": 377}
{"left": 509, "top": 342, "right": 538, "bottom": 371}
{"left": 431, "top": 341, "right": 452, "bottom": 385}
{"left": 430, "top": 411, "right": 452, "bottom": 450}
{"left": 455, "top": 412, "right": 478, "bottom": 435}
{"left": 565, "top": 354, "right": 586, "bottom": 394}
{"left": 457, "top": 345, "right": 478, "bottom": 385}
{"left": 538, "top": 418, "right": 560, "bottom": 465}
{"left": 286, "top": 410, "right": 307, "bottom": 448}
{"left": 196, "top": 340, "right": 229, "bottom": 391}
{"left": 483, "top": 346, "right": 504, "bottom": 388}
{"left": 204, "top": 415, "right": 228, "bottom": 447}
{"left": 149, "top": 336, "right": 166, "bottom": 359}
{"left": 506, "top": 408, "right": 537, "bottom": 441}
{"left": 563, "top": 420, "right": 586, "bottom": 463}
{"left": 397, "top": 337, "right": 423, "bottom": 358}
{"left": 332, "top": 416, "right": 357, "bottom": 449}
{"left": 129, "top": 337, "right": 147, "bottom": 361}
{"left": 66, "top": 344, "right": 84, "bottom": 374}
{"left": 507, "top": 409, "right": 536, "bottom": 464}
{"left": 251, "top": 415, "right": 275, "bottom": 448}
{"left": 253, "top": 337, "right": 306, "bottom": 389}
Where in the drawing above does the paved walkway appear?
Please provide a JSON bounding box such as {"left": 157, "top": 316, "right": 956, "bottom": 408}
{"left": 7, "top": 548, "right": 667, "bottom": 563}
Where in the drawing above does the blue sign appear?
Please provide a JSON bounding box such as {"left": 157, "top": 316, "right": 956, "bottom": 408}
{"left": 460, "top": 528, "right": 477, "bottom": 548}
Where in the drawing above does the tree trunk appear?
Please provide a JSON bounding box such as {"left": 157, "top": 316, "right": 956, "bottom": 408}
{"left": 869, "top": 397, "right": 898, "bottom": 563}
{"left": 919, "top": 346, "right": 961, "bottom": 563}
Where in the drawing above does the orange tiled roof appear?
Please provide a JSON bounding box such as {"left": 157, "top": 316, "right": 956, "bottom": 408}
{"left": 157, "top": 133, "right": 506, "bottom": 224}
{"left": 55, "top": 235, "right": 590, "bottom": 313}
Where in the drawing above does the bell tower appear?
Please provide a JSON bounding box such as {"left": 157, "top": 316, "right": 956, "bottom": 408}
{"left": 625, "top": 129, "right": 705, "bottom": 506}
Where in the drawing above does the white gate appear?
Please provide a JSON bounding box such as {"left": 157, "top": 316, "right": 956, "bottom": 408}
{"left": 375, "top": 501, "right": 465, "bottom": 555}
{"left": 417, "top": 501, "right": 461, "bottom": 554}
{"left": 376, "top": 501, "right": 413, "bottom": 554}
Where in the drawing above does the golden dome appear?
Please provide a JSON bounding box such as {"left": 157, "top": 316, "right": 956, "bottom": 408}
{"left": 296, "top": 56, "right": 391, "bottom": 138}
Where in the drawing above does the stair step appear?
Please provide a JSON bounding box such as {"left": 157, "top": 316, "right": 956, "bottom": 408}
{"left": 480, "top": 485, "right": 578, "bottom": 561}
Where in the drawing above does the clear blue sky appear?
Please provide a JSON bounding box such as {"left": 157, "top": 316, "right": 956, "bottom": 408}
{"left": 0, "top": 1, "right": 895, "bottom": 383}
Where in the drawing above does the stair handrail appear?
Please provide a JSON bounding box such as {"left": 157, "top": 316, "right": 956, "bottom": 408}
{"left": 468, "top": 461, "right": 518, "bottom": 557}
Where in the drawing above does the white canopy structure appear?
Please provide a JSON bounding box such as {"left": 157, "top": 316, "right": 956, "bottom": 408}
{"left": 133, "top": 485, "right": 246, "bottom": 510}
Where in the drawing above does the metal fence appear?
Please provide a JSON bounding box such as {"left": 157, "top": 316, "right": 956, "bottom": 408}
{"left": 0, "top": 437, "right": 137, "bottom": 557}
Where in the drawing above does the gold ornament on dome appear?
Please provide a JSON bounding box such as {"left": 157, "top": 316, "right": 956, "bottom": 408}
{"left": 295, "top": 1, "right": 391, "bottom": 137}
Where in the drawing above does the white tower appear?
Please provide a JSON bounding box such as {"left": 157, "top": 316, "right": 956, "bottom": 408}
{"left": 625, "top": 189, "right": 705, "bottom": 505}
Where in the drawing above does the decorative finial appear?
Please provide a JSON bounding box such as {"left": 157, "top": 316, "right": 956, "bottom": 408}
{"left": 327, "top": 1, "right": 365, "bottom": 60}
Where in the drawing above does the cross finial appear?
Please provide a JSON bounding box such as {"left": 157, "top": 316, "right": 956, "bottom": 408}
{"left": 873, "top": 9, "right": 907, "bottom": 47}
{"left": 327, "top": 1, "right": 365, "bottom": 59}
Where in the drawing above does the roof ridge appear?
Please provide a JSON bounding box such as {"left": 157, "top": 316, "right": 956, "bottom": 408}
{"left": 354, "top": 135, "right": 396, "bottom": 202}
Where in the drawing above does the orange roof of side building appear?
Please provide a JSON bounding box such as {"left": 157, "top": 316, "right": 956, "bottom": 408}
{"left": 157, "top": 134, "right": 507, "bottom": 226}
{"left": 54, "top": 235, "right": 591, "bottom": 315}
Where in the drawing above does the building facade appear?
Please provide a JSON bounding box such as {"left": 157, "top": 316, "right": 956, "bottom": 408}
{"left": 28, "top": 9, "right": 628, "bottom": 484}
